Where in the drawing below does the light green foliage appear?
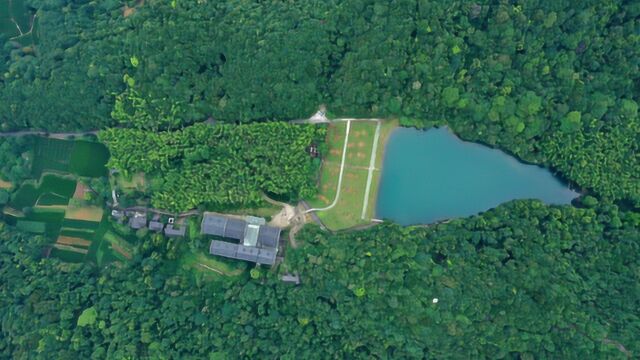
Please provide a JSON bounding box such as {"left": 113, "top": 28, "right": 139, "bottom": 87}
{"left": 100, "top": 123, "right": 325, "bottom": 211}
{"left": 561, "top": 111, "right": 582, "bottom": 133}
{"left": 442, "top": 87, "right": 460, "bottom": 107}
{"left": 0, "top": 0, "right": 636, "bottom": 203}
{"left": 77, "top": 307, "right": 97, "bottom": 327}
{"left": 249, "top": 268, "right": 261, "bottom": 279}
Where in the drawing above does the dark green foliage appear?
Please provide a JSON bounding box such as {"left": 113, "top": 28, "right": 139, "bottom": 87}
{"left": 68, "top": 141, "right": 110, "bottom": 178}
{"left": 0, "top": 201, "right": 638, "bottom": 358}
{"left": 100, "top": 123, "right": 325, "bottom": 211}
{"left": 0, "top": 136, "right": 33, "bottom": 183}
{"left": 1, "top": 1, "right": 637, "bottom": 204}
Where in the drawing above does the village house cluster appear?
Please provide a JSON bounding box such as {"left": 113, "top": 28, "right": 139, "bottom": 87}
{"left": 112, "top": 209, "right": 281, "bottom": 266}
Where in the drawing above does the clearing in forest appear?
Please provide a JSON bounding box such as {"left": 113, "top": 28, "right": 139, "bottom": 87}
{"left": 309, "top": 119, "right": 397, "bottom": 230}
{"left": 179, "top": 250, "right": 246, "bottom": 280}
{"left": 0, "top": 179, "right": 13, "bottom": 189}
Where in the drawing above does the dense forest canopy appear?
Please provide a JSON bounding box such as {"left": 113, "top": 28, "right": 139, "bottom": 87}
{"left": 0, "top": 201, "right": 638, "bottom": 358}
{"left": 0, "top": 0, "right": 638, "bottom": 204}
{"left": 99, "top": 123, "right": 324, "bottom": 211}
{"left": 0, "top": 1, "right": 638, "bottom": 359}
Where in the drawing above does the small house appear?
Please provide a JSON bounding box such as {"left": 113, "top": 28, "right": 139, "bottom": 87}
{"left": 164, "top": 224, "right": 186, "bottom": 237}
{"left": 128, "top": 212, "right": 147, "bottom": 230}
{"left": 149, "top": 221, "right": 164, "bottom": 232}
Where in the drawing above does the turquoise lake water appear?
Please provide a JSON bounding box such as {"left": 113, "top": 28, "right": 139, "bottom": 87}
{"left": 376, "top": 127, "right": 579, "bottom": 225}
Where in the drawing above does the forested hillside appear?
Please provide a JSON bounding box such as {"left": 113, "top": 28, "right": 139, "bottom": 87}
{"left": 0, "top": 1, "right": 639, "bottom": 359}
{"left": 1, "top": 201, "right": 638, "bottom": 358}
{"left": 0, "top": 0, "right": 637, "bottom": 203}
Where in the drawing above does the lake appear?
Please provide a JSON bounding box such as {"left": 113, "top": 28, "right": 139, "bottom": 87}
{"left": 376, "top": 127, "right": 578, "bottom": 225}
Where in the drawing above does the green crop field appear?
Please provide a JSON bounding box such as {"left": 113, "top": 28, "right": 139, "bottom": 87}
{"left": 50, "top": 248, "right": 85, "bottom": 263}
{"left": 39, "top": 174, "right": 76, "bottom": 197}
{"left": 69, "top": 141, "right": 110, "bottom": 178}
{"left": 37, "top": 193, "right": 70, "bottom": 206}
{"left": 10, "top": 173, "right": 76, "bottom": 209}
{"left": 16, "top": 220, "right": 46, "bottom": 233}
{"left": 32, "top": 138, "right": 109, "bottom": 178}
{"left": 61, "top": 218, "right": 100, "bottom": 230}
{"left": 32, "top": 138, "right": 74, "bottom": 177}
{"left": 10, "top": 182, "right": 39, "bottom": 208}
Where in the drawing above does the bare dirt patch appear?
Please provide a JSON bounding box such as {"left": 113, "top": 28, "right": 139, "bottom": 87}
{"left": 0, "top": 179, "right": 13, "bottom": 189}
{"left": 65, "top": 206, "right": 104, "bottom": 222}
{"left": 269, "top": 203, "right": 295, "bottom": 228}
{"left": 73, "top": 182, "right": 87, "bottom": 200}
{"left": 53, "top": 244, "right": 88, "bottom": 254}
{"left": 111, "top": 243, "right": 132, "bottom": 260}
{"left": 56, "top": 236, "right": 91, "bottom": 248}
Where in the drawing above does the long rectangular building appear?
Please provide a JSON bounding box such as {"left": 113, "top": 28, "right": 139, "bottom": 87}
{"left": 202, "top": 213, "right": 280, "bottom": 265}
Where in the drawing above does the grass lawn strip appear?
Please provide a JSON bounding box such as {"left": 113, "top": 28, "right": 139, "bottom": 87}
{"left": 345, "top": 121, "right": 377, "bottom": 168}
{"left": 309, "top": 163, "right": 340, "bottom": 208}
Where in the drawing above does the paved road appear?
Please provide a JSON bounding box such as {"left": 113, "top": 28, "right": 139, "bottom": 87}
{"left": 0, "top": 130, "right": 99, "bottom": 139}
{"left": 361, "top": 120, "right": 381, "bottom": 219}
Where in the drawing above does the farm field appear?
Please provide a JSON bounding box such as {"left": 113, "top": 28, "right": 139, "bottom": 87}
{"left": 309, "top": 120, "right": 397, "bottom": 230}
{"left": 31, "top": 137, "right": 109, "bottom": 178}
{"left": 0, "top": 136, "right": 126, "bottom": 266}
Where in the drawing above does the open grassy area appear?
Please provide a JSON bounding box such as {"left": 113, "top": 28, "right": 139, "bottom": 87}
{"left": 102, "top": 231, "right": 134, "bottom": 260}
{"left": 114, "top": 172, "right": 146, "bottom": 193}
{"left": 179, "top": 250, "right": 246, "bottom": 280}
{"left": 317, "top": 167, "right": 369, "bottom": 230}
{"left": 309, "top": 120, "right": 397, "bottom": 230}
{"left": 345, "top": 121, "right": 377, "bottom": 168}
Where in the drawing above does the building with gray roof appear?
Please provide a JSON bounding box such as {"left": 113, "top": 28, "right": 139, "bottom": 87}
{"left": 149, "top": 221, "right": 164, "bottom": 232}
{"left": 128, "top": 213, "right": 147, "bottom": 230}
{"left": 164, "top": 224, "right": 186, "bottom": 237}
{"left": 202, "top": 213, "right": 281, "bottom": 265}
